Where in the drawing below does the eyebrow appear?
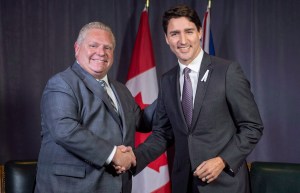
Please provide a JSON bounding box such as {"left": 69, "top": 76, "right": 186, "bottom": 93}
{"left": 185, "top": 28, "right": 196, "bottom": 31}
{"left": 169, "top": 30, "right": 180, "bottom": 34}
{"left": 169, "top": 27, "right": 196, "bottom": 34}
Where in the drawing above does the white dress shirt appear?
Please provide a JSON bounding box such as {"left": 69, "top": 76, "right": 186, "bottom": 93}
{"left": 98, "top": 76, "right": 119, "bottom": 111}
{"left": 179, "top": 50, "right": 204, "bottom": 107}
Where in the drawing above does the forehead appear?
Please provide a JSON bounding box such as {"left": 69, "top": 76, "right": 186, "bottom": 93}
{"left": 84, "top": 28, "right": 113, "bottom": 44}
{"left": 167, "top": 17, "right": 198, "bottom": 33}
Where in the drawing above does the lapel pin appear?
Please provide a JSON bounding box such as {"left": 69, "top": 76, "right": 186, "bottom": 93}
{"left": 201, "top": 70, "right": 209, "bottom": 82}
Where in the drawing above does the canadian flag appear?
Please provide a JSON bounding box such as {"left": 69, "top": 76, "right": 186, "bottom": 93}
{"left": 125, "top": 8, "right": 171, "bottom": 193}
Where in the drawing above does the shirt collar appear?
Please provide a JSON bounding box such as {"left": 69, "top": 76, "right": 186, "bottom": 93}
{"left": 97, "top": 75, "right": 110, "bottom": 87}
{"left": 179, "top": 49, "right": 204, "bottom": 74}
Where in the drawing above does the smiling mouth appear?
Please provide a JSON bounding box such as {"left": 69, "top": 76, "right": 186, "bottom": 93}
{"left": 178, "top": 45, "right": 191, "bottom": 52}
{"left": 92, "top": 59, "right": 107, "bottom": 63}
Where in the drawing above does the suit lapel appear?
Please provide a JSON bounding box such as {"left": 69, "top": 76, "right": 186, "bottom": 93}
{"left": 191, "top": 53, "right": 213, "bottom": 130}
{"left": 168, "top": 67, "right": 190, "bottom": 132}
{"left": 109, "top": 81, "right": 126, "bottom": 139}
{"left": 71, "top": 62, "right": 122, "bottom": 127}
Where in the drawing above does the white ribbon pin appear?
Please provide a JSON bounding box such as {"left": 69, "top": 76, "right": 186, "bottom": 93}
{"left": 201, "top": 70, "right": 209, "bottom": 82}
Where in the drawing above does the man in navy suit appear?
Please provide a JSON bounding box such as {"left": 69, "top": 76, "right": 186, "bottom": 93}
{"left": 133, "top": 4, "right": 264, "bottom": 193}
{"left": 35, "top": 21, "right": 153, "bottom": 193}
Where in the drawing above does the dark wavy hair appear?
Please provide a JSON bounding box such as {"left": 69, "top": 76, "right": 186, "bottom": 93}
{"left": 162, "top": 4, "right": 202, "bottom": 34}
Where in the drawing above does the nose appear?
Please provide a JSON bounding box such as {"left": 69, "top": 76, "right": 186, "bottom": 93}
{"left": 96, "top": 46, "right": 106, "bottom": 56}
{"left": 179, "top": 34, "right": 187, "bottom": 44}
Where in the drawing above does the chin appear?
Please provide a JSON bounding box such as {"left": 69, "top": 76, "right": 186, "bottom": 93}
{"left": 179, "top": 57, "right": 191, "bottom": 62}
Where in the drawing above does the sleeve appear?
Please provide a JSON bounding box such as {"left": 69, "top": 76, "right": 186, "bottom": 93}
{"left": 137, "top": 99, "right": 157, "bottom": 133}
{"left": 218, "top": 62, "right": 264, "bottom": 174}
{"left": 41, "top": 75, "right": 114, "bottom": 167}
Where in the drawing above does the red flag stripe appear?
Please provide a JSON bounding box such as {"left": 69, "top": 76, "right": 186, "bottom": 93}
{"left": 127, "top": 10, "right": 156, "bottom": 80}
{"left": 202, "top": 11, "right": 208, "bottom": 50}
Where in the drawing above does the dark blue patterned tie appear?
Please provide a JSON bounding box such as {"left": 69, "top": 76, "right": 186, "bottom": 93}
{"left": 182, "top": 68, "right": 193, "bottom": 128}
{"left": 99, "top": 80, "right": 118, "bottom": 113}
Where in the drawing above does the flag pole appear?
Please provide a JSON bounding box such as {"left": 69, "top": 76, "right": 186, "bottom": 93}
{"left": 208, "top": 0, "right": 212, "bottom": 9}
{"left": 145, "top": 0, "right": 149, "bottom": 11}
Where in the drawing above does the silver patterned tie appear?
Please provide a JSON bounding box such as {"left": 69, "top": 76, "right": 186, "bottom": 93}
{"left": 182, "top": 68, "right": 193, "bottom": 128}
{"left": 99, "top": 80, "right": 118, "bottom": 113}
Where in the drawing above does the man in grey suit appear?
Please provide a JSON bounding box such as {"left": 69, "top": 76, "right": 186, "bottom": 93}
{"left": 132, "top": 4, "right": 264, "bottom": 193}
{"left": 34, "top": 21, "right": 153, "bottom": 193}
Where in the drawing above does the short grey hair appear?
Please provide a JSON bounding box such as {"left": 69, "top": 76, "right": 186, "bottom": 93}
{"left": 76, "top": 21, "right": 116, "bottom": 49}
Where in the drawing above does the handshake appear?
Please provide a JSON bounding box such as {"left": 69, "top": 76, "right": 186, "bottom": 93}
{"left": 111, "top": 145, "right": 136, "bottom": 174}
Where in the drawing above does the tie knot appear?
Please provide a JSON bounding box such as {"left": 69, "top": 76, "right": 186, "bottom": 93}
{"left": 183, "top": 68, "right": 191, "bottom": 76}
{"left": 99, "top": 80, "right": 107, "bottom": 90}
{"left": 183, "top": 67, "right": 192, "bottom": 78}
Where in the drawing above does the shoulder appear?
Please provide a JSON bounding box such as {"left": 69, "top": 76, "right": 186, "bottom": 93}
{"left": 43, "top": 67, "right": 80, "bottom": 97}
{"left": 209, "top": 55, "right": 234, "bottom": 70}
{"left": 163, "top": 65, "right": 179, "bottom": 77}
{"left": 160, "top": 65, "right": 179, "bottom": 83}
{"left": 46, "top": 67, "right": 73, "bottom": 87}
{"left": 207, "top": 55, "right": 245, "bottom": 77}
{"left": 210, "top": 55, "right": 232, "bottom": 64}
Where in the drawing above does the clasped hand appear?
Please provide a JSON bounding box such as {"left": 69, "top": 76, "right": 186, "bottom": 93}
{"left": 112, "top": 145, "right": 135, "bottom": 174}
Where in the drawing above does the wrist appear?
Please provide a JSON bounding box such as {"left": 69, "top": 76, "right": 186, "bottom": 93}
{"left": 219, "top": 157, "right": 227, "bottom": 168}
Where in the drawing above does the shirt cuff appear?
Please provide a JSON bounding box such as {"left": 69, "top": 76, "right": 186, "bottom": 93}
{"left": 220, "top": 157, "right": 235, "bottom": 177}
{"left": 106, "top": 146, "right": 117, "bottom": 165}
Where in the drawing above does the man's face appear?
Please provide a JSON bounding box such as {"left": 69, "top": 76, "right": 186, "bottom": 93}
{"left": 165, "top": 17, "right": 202, "bottom": 65}
{"left": 74, "top": 28, "right": 114, "bottom": 79}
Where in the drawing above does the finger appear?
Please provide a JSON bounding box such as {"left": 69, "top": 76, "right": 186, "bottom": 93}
{"left": 193, "top": 162, "right": 206, "bottom": 177}
{"left": 131, "top": 158, "right": 136, "bottom": 167}
{"left": 120, "top": 146, "right": 132, "bottom": 153}
{"left": 206, "top": 175, "right": 215, "bottom": 183}
{"left": 116, "top": 167, "right": 126, "bottom": 174}
{"left": 201, "top": 175, "right": 211, "bottom": 183}
{"left": 113, "top": 165, "right": 121, "bottom": 170}
{"left": 117, "top": 145, "right": 128, "bottom": 153}
{"left": 116, "top": 170, "right": 125, "bottom": 174}
{"left": 127, "top": 146, "right": 133, "bottom": 151}
{"left": 130, "top": 151, "right": 136, "bottom": 160}
{"left": 207, "top": 177, "right": 213, "bottom": 183}
{"left": 118, "top": 145, "right": 126, "bottom": 149}
{"left": 195, "top": 161, "right": 206, "bottom": 171}
{"left": 116, "top": 170, "right": 122, "bottom": 174}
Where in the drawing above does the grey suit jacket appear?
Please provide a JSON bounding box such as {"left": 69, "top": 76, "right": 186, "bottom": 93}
{"left": 35, "top": 62, "right": 148, "bottom": 193}
{"left": 134, "top": 53, "right": 264, "bottom": 193}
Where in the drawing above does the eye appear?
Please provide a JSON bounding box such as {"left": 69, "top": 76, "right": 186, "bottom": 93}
{"left": 170, "top": 32, "right": 178, "bottom": 37}
{"left": 89, "top": 44, "right": 97, "bottom": 48}
{"left": 104, "top": 45, "right": 113, "bottom": 51}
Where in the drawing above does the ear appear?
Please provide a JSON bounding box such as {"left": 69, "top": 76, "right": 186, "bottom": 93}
{"left": 165, "top": 34, "right": 170, "bottom": 45}
{"left": 198, "top": 28, "right": 202, "bottom": 40}
{"left": 74, "top": 42, "right": 80, "bottom": 56}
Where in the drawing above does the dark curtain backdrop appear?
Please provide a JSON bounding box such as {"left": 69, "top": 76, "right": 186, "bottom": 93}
{"left": 1, "top": 0, "right": 300, "bottom": 164}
